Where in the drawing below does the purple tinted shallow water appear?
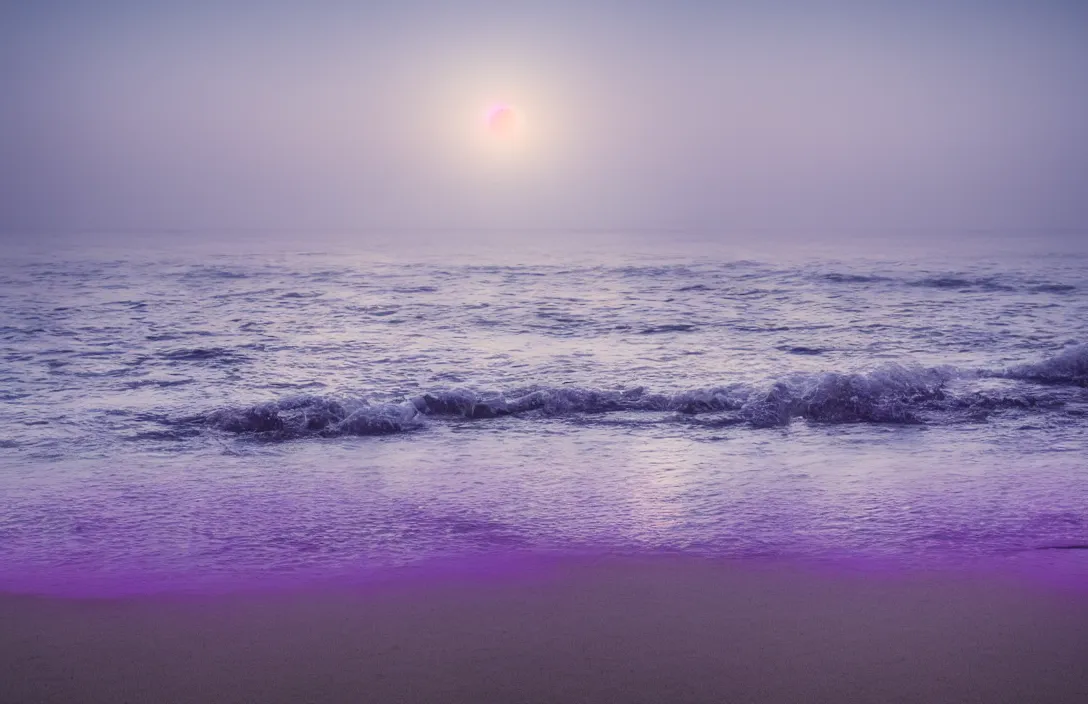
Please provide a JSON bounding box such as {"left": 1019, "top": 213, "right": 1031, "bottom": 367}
{"left": 0, "top": 235, "right": 1086, "bottom": 595}
{"left": 2, "top": 420, "right": 1085, "bottom": 596}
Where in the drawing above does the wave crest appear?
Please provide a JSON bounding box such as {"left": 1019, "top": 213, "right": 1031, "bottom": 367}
{"left": 187, "top": 364, "right": 971, "bottom": 438}
{"left": 739, "top": 365, "right": 950, "bottom": 427}
{"left": 176, "top": 347, "right": 1087, "bottom": 440}
{"left": 201, "top": 396, "right": 420, "bottom": 437}
{"left": 1003, "top": 344, "right": 1088, "bottom": 385}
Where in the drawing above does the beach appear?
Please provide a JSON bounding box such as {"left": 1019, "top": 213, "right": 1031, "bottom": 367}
{"left": 2, "top": 243, "right": 1087, "bottom": 703}
{"left": 4, "top": 2, "right": 1088, "bottom": 701}
{"left": 3, "top": 556, "right": 1086, "bottom": 704}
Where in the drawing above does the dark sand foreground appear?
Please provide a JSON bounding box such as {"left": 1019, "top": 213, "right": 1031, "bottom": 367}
{"left": 2, "top": 557, "right": 1086, "bottom": 704}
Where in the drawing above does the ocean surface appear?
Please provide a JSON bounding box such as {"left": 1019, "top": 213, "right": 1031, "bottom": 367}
{"left": 1, "top": 233, "right": 1086, "bottom": 594}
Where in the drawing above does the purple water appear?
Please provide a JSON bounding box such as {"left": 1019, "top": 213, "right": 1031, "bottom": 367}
{"left": 1, "top": 233, "right": 1086, "bottom": 594}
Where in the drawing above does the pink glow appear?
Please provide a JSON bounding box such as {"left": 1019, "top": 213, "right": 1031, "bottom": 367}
{"left": 487, "top": 105, "right": 516, "bottom": 136}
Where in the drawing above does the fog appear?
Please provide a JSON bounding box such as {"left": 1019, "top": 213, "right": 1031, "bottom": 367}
{"left": 2, "top": 1, "right": 1086, "bottom": 243}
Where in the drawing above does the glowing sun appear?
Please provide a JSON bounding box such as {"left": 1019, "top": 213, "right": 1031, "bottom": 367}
{"left": 487, "top": 105, "right": 517, "bottom": 136}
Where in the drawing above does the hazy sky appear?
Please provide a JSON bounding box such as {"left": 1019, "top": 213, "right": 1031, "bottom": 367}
{"left": 1, "top": 1, "right": 1086, "bottom": 238}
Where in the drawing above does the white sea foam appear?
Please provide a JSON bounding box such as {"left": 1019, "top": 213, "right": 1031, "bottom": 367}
{"left": 193, "top": 354, "right": 1081, "bottom": 438}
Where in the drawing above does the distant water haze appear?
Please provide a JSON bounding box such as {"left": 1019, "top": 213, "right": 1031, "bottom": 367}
{"left": 1, "top": 1, "right": 1086, "bottom": 242}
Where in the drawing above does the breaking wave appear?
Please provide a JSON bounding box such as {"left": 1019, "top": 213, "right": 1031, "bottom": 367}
{"left": 170, "top": 346, "right": 1087, "bottom": 440}
{"left": 1002, "top": 344, "right": 1088, "bottom": 385}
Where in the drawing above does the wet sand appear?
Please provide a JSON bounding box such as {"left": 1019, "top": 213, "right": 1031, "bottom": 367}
{"left": 2, "top": 556, "right": 1086, "bottom": 704}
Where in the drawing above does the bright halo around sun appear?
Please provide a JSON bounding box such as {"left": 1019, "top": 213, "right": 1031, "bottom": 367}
{"left": 468, "top": 100, "right": 535, "bottom": 167}
{"left": 424, "top": 54, "right": 577, "bottom": 179}
{"left": 486, "top": 104, "right": 517, "bottom": 137}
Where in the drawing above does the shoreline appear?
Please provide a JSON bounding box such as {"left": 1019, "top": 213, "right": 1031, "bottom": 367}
{"left": 3, "top": 554, "right": 1086, "bottom": 703}
{"left": 3, "top": 546, "right": 1086, "bottom": 598}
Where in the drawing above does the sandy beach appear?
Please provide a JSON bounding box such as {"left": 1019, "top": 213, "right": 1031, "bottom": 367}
{"left": 2, "top": 556, "right": 1085, "bottom": 704}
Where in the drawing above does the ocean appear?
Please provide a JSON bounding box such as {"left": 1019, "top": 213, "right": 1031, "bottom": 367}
{"left": 1, "top": 233, "right": 1086, "bottom": 594}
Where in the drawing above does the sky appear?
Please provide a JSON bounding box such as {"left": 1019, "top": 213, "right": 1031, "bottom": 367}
{"left": 1, "top": 1, "right": 1086, "bottom": 240}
